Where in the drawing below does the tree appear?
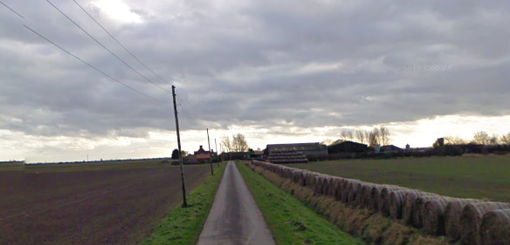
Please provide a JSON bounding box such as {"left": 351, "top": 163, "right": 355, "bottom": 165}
{"left": 489, "top": 134, "right": 499, "bottom": 145}
{"left": 321, "top": 139, "right": 334, "bottom": 145}
{"left": 368, "top": 128, "right": 379, "bottom": 147}
{"left": 379, "top": 126, "right": 390, "bottom": 145}
{"left": 171, "top": 149, "right": 179, "bottom": 159}
{"left": 221, "top": 135, "right": 232, "bottom": 152}
{"left": 340, "top": 130, "right": 349, "bottom": 141}
{"left": 232, "top": 133, "right": 249, "bottom": 152}
{"left": 501, "top": 132, "right": 510, "bottom": 145}
{"left": 444, "top": 135, "right": 466, "bottom": 145}
{"left": 345, "top": 130, "right": 353, "bottom": 141}
{"left": 356, "top": 129, "right": 366, "bottom": 144}
{"left": 473, "top": 131, "right": 490, "bottom": 145}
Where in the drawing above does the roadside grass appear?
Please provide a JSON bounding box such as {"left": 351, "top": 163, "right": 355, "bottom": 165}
{"left": 139, "top": 163, "right": 226, "bottom": 245}
{"left": 289, "top": 155, "right": 510, "bottom": 202}
{"left": 236, "top": 161, "right": 366, "bottom": 245}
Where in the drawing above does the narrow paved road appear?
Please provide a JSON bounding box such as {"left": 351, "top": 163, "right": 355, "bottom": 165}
{"left": 196, "top": 161, "right": 276, "bottom": 245}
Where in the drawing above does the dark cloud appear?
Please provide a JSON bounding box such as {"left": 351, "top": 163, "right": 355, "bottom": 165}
{"left": 1, "top": 0, "right": 510, "bottom": 160}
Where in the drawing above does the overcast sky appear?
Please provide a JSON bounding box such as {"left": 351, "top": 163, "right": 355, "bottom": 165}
{"left": 1, "top": 0, "right": 510, "bottom": 162}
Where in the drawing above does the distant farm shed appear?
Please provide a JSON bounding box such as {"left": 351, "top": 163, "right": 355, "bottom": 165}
{"left": 266, "top": 142, "right": 328, "bottom": 158}
{"left": 328, "top": 141, "right": 368, "bottom": 154}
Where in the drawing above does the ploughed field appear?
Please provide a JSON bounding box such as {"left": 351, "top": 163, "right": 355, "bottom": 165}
{"left": 289, "top": 155, "right": 510, "bottom": 202}
{"left": 0, "top": 161, "right": 209, "bottom": 245}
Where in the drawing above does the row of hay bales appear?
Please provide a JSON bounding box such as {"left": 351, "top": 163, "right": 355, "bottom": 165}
{"left": 250, "top": 160, "right": 510, "bottom": 245}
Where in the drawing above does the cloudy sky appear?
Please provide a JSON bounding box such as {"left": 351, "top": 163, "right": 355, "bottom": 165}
{"left": 1, "top": 0, "right": 510, "bottom": 162}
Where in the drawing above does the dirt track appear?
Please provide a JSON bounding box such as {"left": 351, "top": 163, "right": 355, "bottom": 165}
{"left": 0, "top": 165, "right": 209, "bottom": 245}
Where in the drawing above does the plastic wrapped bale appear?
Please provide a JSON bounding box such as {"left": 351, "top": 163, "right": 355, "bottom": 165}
{"left": 479, "top": 208, "right": 510, "bottom": 245}
{"left": 460, "top": 202, "right": 510, "bottom": 245}
{"left": 388, "top": 190, "right": 414, "bottom": 220}
{"left": 445, "top": 199, "right": 484, "bottom": 242}
{"left": 379, "top": 186, "right": 408, "bottom": 217}
{"left": 422, "top": 197, "right": 460, "bottom": 236}
{"left": 402, "top": 191, "right": 437, "bottom": 226}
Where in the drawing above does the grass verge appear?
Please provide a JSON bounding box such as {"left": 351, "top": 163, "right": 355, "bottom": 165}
{"left": 139, "top": 163, "right": 226, "bottom": 245}
{"left": 236, "top": 161, "right": 366, "bottom": 245}
{"left": 246, "top": 162, "right": 451, "bottom": 245}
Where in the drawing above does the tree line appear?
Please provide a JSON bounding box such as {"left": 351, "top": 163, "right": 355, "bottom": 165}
{"left": 322, "top": 126, "right": 391, "bottom": 147}
{"left": 439, "top": 131, "right": 510, "bottom": 146}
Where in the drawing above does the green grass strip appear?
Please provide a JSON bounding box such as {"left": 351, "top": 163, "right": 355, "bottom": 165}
{"left": 139, "top": 163, "right": 226, "bottom": 245}
{"left": 236, "top": 162, "right": 366, "bottom": 245}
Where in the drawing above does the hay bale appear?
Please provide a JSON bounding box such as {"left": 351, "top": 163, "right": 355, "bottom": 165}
{"left": 346, "top": 181, "right": 363, "bottom": 206}
{"left": 479, "top": 208, "right": 510, "bottom": 245}
{"left": 305, "top": 172, "right": 318, "bottom": 188}
{"left": 329, "top": 177, "right": 342, "bottom": 198}
{"left": 402, "top": 191, "right": 436, "bottom": 226}
{"left": 413, "top": 196, "right": 451, "bottom": 229}
{"left": 321, "top": 177, "right": 332, "bottom": 196}
{"left": 313, "top": 175, "right": 324, "bottom": 194}
{"left": 445, "top": 199, "right": 484, "bottom": 242}
{"left": 340, "top": 179, "right": 351, "bottom": 203}
{"left": 360, "top": 183, "right": 377, "bottom": 208}
{"left": 368, "top": 185, "right": 386, "bottom": 212}
{"left": 379, "top": 186, "right": 407, "bottom": 217}
{"left": 422, "top": 197, "right": 459, "bottom": 236}
{"left": 460, "top": 202, "right": 510, "bottom": 245}
{"left": 388, "top": 190, "right": 412, "bottom": 220}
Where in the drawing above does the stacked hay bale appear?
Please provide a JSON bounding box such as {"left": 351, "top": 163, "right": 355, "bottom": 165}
{"left": 368, "top": 185, "right": 386, "bottom": 212}
{"left": 444, "top": 199, "right": 484, "bottom": 242}
{"left": 460, "top": 202, "right": 510, "bottom": 245}
{"left": 413, "top": 196, "right": 452, "bottom": 229}
{"left": 359, "top": 183, "right": 377, "bottom": 208}
{"left": 379, "top": 186, "right": 408, "bottom": 217}
{"left": 388, "top": 190, "right": 414, "bottom": 220}
{"left": 402, "top": 191, "right": 437, "bottom": 226}
{"left": 479, "top": 208, "right": 510, "bottom": 245}
{"left": 422, "top": 197, "right": 459, "bottom": 235}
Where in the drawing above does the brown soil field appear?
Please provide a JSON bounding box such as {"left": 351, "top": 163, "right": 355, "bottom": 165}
{"left": 0, "top": 163, "right": 209, "bottom": 245}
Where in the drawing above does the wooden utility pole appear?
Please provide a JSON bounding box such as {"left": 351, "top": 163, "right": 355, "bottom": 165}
{"left": 207, "top": 128, "right": 213, "bottom": 175}
{"left": 172, "top": 85, "right": 187, "bottom": 208}
{"left": 215, "top": 138, "right": 219, "bottom": 167}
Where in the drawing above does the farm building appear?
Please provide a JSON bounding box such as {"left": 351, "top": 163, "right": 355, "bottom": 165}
{"left": 380, "top": 145, "right": 404, "bottom": 153}
{"left": 328, "top": 141, "right": 368, "bottom": 154}
{"left": 266, "top": 142, "right": 328, "bottom": 158}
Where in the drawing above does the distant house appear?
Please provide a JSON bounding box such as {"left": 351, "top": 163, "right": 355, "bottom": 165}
{"left": 328, "top": 141, "right": 368, "bottom": 154}
{"left": 193, "top": 145, "right": 211, "bottom": 163}
{"left": 266, "top": 142, "right": 328, "bottom": 158}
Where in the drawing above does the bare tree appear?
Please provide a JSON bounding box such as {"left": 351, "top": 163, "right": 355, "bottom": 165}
{"left": 345, "top": 130, "right": 353, "bottom": 141}
{"left": 232, "top": 133, "right": 249, "bottom": 152}
{"left": 221, "top": 135, "right": 232, "bottom": 152}
{"left": 379, "top": 126, "right": 390, "bottom": 145}
{"left": 501, "top": 132, "right": 510, "bottom": 145}
{"left": 340, "top": 130, "right": 349, "bottom": 141}
{"left": 444, "top": 135, "right": 466, "bottom": 145}
{"left": 368, "top": 128, "right": 380, "bottom": 147}
{"left": 321, "top": 139, "right": 334, "bottom": 145}
{"left": 473, "top": 131, "right": 490, "bottom": 145}
{"left": 489, "top": 134, "right": 499, "bottom": 145}
{"left": 356, "top": 129, "right": 365, "bottom": 144}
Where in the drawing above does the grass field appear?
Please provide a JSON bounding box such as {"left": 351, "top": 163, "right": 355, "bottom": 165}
{"left": 289, "top": 155, "right": 510, "bottom": 202}
{"left": 237, "top": 161, "right": 366, "bottom": 245}
{"left": 1, "top": 160, "right": 211, "bottom": 245}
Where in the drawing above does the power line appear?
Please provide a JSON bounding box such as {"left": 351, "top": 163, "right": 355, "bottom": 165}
{"left": 46, "top": 0, "right": 171, "bottom": 94}
{"left": 0, "top": 1, "right": 24, "bottom": 19}
{"left": 72, "top": 0, "right": 171, "bottom": 85}
{"left": 24, "top": 24, "right": 166, "bottom": 103}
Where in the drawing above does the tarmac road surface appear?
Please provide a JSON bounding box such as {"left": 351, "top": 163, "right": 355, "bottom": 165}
{"left": 196, "top": 161, "right": 276, "bottom": 245}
